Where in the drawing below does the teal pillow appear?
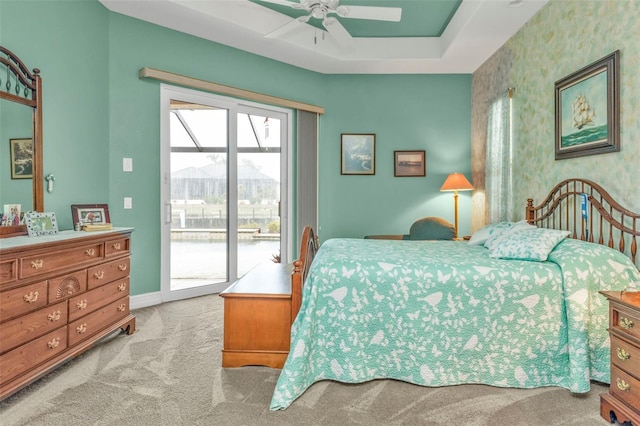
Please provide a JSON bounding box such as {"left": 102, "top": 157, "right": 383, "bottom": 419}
{"left": 488, "top": 228, "right": 570, "bottom": 261}
{"left": 409, "top": 217, "right": 456, "bottom": 240}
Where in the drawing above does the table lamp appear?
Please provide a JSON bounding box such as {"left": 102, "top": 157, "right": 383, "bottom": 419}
{"left": 440, "top": 173, "right": 474, "bottom": 238}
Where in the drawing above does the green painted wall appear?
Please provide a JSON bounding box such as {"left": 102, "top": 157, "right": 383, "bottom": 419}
{"left": 320, "top": 74, "right": 472, "bottom": 239}
{"left": 473, "top": 1, "right": 640, "bottom": 223}
{"left": 1, "top": 0, "right": 472, "bottom": 297}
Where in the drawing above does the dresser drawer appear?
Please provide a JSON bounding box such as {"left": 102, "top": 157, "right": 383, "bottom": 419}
{"left": 105, "top": 237, "right": 130, "bottom": 257}
{"left": 68, "top": 297, "right": 129, "bottom": 347}
{"left": 20, "top": 243, "right": 103, "bottom": 279}
{"left": 0, "top": 327, "right": 68, "bottom": 384}
{"left": 0, "top": 281, "right": 48, "bottom": 322}
{"left": 48, "top": 270, "right": 88, "bottom": 304}
{"left": 0, "top": 258, "right": 17, "bottom": 285}
{"left": 87, "top": 257, "right": 130, "bottom": 290}
{"left": 610, "top": 364, "right": 640, "bottom": 409}
{"left": 612, "top": 304, "right": 640, "bottom": 342}
{"left": 68, "top": 278, "right": 130, "bottom": 322}
{"left": 611, "top": 334, "right": 640, "bottom": 380}
{"left": 0, "top": 301, "right": 67, "bottom": 354}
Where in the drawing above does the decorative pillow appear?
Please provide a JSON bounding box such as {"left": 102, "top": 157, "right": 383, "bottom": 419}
{"left": 482, "top": 220, "right": 537, "bottom": 250}
{"left": 408, "top": 217, "right": 456, "bottom": 240}
{"left": 488, "top": 228, "right": 570, "bottom": 261}
{"left": 468, "top": 221, "right": 512, "bottom": 245}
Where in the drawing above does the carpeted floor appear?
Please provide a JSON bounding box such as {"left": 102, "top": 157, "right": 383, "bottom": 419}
{"left": 0, "top": 294, "right": 611, "bottom": 425}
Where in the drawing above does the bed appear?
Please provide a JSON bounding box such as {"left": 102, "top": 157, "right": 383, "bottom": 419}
{"left": 270, "top": 178, "right": 640, "bottom": 410}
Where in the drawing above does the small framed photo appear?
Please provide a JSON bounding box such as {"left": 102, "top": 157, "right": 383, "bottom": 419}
{"left": 71, "top": 204, "right": 111, "bottom": 225}
{"left": 25, "top": 212, "right": 58, "bottom": 236}
{"left": 341, "top": 133, "right": 375, "bottom": 175}
{"left": 394, "top": 150, "right": 426, "bottom": 177}
{"left": 10, "top": 138, "right": 33, "bottom": 179}
{"left": 2, "top": 204, "right": 22, "bottom": 226}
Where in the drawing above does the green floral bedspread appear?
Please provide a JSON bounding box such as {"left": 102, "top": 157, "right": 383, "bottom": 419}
{"left": 270, "top": 238, "right": 640, "bottom": 410}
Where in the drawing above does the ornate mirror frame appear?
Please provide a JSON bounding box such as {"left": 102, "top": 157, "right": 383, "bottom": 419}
{"left": 0, "top": 46, "right": 44, "bottom": 237}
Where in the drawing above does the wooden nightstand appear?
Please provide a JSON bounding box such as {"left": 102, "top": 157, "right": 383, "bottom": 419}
{"left": 599, "top": 290, "right": 640, "bottom": 425}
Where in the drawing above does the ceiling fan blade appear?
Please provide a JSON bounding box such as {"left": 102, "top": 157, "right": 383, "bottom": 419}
{"left": 254, "top": 0, "right": 304, "bottom": 10}
{"left": 323, "top": 17, "right": 354, "bottom": 46}
{"left": 265, "top": 15, "right": 310, "bottom": 38}
{"left": 337, "top": 5, "right": 402, "bottom": 22}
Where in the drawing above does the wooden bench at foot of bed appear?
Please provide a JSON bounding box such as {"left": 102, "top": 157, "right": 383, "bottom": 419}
{"left": 219, "top": 226, "right": 319, "bottom": 369}
{"left": 220, "top": 262, "right": 293, "bottom": 368}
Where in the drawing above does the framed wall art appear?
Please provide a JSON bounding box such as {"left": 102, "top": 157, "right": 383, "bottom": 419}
{"left": 394, "top": 150, "right": 426, "bottom": 177}
{"left": 555, "top": 50, "right": 619, "bottom": 160}
{"left": 25, "top": 211, "right": 58, "bottom": 236}
{"left": 341, "top": 133, "right": 375, "bottom": 175}
{"left": 71, "top": 204, "right": 111, "bottom": 225}
{"left": 9, "top": 138, "right": 33, "bottom": 179}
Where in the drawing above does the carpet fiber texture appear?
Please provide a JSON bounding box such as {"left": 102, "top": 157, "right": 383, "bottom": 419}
{"left": 0, "top": 294, "right": 610, "bottom": 425}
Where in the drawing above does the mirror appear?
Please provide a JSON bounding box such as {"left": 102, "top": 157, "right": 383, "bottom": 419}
{"left": 0, "top": 45, "right": 44, "bottom": 238}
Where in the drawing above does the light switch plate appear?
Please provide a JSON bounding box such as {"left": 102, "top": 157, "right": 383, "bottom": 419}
{"left": 123, "top": 157, "right": 133, "bottom": 172}
{"left": 124, "top": 197, "right": 132, "bottom": 209}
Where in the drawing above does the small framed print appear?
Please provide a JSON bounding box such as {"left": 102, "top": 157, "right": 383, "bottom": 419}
{"left": 394, "top": 150, "right": 426, "bottom": 177}
{"left": 10, "top": 138, "right": 33, "bottom": 179}
{"left": 71, "top": 204, "right": 111, "bottom": 225}
{"left": 341, "top": 133, "right": 375, "bottom": 175}
{"left": 25, "top": 212, "right": 58, "bottom": 236}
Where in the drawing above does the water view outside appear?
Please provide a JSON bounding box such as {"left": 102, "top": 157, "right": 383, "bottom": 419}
{"left": 171, "top": 238, "right": 280, "bottom": 290}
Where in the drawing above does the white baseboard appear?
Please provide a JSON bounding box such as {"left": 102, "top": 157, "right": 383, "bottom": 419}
{"left": 130, "top": 291, "right": 162, "bottom": 310}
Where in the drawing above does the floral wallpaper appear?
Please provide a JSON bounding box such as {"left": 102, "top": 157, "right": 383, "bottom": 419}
{"left": 472, "top": 0, "right": 640, "bottom": 228}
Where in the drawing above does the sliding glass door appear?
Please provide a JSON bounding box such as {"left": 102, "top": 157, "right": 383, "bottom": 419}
{"left": 160, "top": 85, "right": 291, "bottom": 302}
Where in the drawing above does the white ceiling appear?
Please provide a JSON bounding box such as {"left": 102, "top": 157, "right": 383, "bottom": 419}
{"left": 99, "top": 0, "right": 548, "bottom": 74}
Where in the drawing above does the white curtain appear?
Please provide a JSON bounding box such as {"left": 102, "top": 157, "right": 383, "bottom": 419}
{"left": 485, "top": 90, "right": 513, "bottom": 223}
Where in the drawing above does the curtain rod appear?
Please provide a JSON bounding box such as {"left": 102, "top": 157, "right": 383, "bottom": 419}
{"left": 139, "top": 67, "right": 325, "bottom": 115}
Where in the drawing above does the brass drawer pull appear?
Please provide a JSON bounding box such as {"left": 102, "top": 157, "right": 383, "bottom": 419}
{"left": 76, "top": 323, "right": 87, "bottom": 334}
{"left": 85, "top": 248, "right": 95, "bottom": 256}
{"left": 117, "top": 304, "right": 127, "bottom": 312}
{"left": 118, "top": 263, "right": 127, "bottom": 272}
{"left": 94, "top": 270, "right": 104, "bottom": 280}
{"left": 31, "top": 259, "right": 44, "bottom": 269}
{"left": 112, "top": 242, "right": 121, "bottom": 250}
{"left": 616, "top": 378, "right": 630, "bottom": 391}
{"left": 616, "top": 347, "right": 631, "bottom": 361}
{"left": 23, "top": 291, "right": 39, "bottom": 303}
{"left": 47, "top": 310, "right": 61, "bottom": 322}
{"left": 47, "top": 337, "right": 60, "bottom": 349}
{"left": 619, "top": 317, "right": 634, "bottom": 330}
{"left": 76, "top": 299, "right": 88, "bottom": 310}
{"left": 118, "top": 283, "right": 127, "bottom": 292}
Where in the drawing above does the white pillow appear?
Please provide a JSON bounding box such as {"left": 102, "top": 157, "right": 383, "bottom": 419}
{"left": 488, "top": 228, "right": 570, "bottom": 261}
{"left": 483, "top": 221, "right": 537, "bottom": 250}
{"left": 468, "top": 221, "right": 513, "bottom": 246}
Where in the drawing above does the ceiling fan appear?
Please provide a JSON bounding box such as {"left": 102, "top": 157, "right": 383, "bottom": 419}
{"left": 256, "top": 0, "right": 402, "bottom": 46}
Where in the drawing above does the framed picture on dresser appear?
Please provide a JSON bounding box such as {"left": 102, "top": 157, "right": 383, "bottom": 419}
{"left": 24, "top": 211, "right": 58, "bottom": 236}
{"left": 71, "top": 204, "right": 111, "bottom": 225}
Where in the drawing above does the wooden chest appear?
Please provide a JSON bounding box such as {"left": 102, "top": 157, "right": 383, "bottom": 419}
{"left": 600, "top": 290, "right": 640, "bottom": 425}
{"left": 0, "top": 228, "right": 136, "bottom": 400}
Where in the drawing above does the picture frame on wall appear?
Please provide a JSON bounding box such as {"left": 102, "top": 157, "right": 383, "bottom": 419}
{"left": 24, "top": 211, "right": 58, "bottom": 236}
{"left": 341, "top": 133, "right": 375, "bottom": 175}
{"left": 394, "top": 150, "right": 426, "bottom": 177}
{"left": 71, "top": 204, "right": 111, "bottom": 225}
{"left": 9, "top": 138, "right": 33, "bottom": 179}
{"left": 555, "top": 50, "right": 619, "bottom": 160}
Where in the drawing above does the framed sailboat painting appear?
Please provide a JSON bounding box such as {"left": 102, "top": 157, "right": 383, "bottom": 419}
{"left": 554, "top": 50, "right": 619, "bottom": 160}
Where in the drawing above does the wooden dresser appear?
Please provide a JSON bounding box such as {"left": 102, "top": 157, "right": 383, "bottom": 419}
{"left": 600, "top": 290, "right": 640, "bottom": 425}
{"left": 0, "top": 228, "right": 136, "bottom": 400}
